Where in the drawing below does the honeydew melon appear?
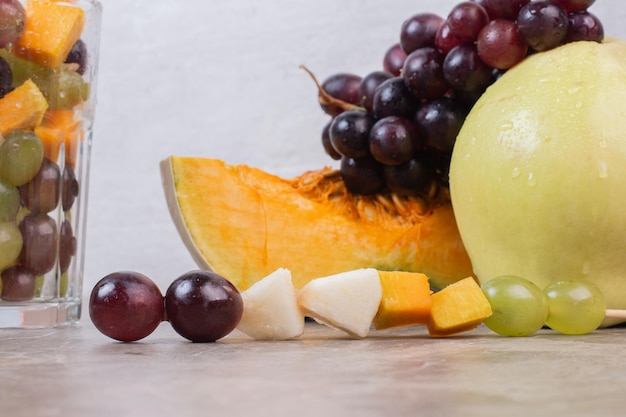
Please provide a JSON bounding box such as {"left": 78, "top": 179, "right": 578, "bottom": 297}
{"left": 449, "top": 38, "right": 626, "bottom": 325}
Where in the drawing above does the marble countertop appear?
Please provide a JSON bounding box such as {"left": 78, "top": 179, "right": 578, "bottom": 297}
{"left": 1, "top": 319, "right": 625, "bottom": 417}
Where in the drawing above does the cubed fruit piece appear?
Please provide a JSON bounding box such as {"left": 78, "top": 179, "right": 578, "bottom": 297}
{"left": 297, "top": 268, "right": 382, "bottom": 338}
{"left": 35, "top": 110, "right": 82, "bottom": 165}
{"left": 14, "top": 0, "right": 85, "bottom": 68}
{"left": 428, "top": 277, "right": 492, "bottom": 337}
{"left": 0, "top": 79, "right": 48, "bottom": 135}
{"left": 236, "top": 268, "right": 305, "bottom": 341}
{"left": 373, "top": 270, "right": 432, "bottom": 330}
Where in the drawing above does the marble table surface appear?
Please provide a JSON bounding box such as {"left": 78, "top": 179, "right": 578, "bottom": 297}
{"left": 1, "top": 319, "right": 625, "bottom": 417}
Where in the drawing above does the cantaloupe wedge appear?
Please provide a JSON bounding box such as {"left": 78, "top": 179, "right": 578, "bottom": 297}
{"left": 160, "top": 156, "right": 473, "bottom": 291}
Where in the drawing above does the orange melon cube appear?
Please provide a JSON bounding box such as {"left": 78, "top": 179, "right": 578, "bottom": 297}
{"left": 0, "top": 79, "right": 48, "bottom": 135}
{"left": 373, "top": 271, "right": 432, "bottom": 330}
{"left": 34, "top": 109, "right": 82, "bottom": 165}
{"left": 428, "top": 277, "right": 492, "bottom": 337}
{"left": 14, "top": 0, "right": 85, "bottom": 68}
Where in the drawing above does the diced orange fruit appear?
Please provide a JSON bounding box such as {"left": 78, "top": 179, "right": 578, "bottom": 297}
{"left": 428, "top": 277, "right": 492, "bottom": 337}
{"left": 14, "top": 0, "right": 85, "bottom": 68}
{"left": 373, "top": 271, "right": 432, "bottom": 330}
{"left": 35, "top": 109, "right": 82, "bottom": 165}
{"left": 0, "top": 79, "right": 48, "bottom": 135}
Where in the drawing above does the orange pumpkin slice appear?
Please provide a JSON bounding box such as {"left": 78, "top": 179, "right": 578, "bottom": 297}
{"left": 161, "top": 156, "right": 473, "bottom": 291}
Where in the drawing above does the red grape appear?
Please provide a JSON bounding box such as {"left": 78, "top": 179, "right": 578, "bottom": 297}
{"left": 321, "top": 121, "right": 342, "bottom": 160}
{"left": 471, "top": 0, "right": 530, "bottom": 20}
{"left": 443, "top": 43, "right": 494, "bottom": 95}
{"left": 19, "top": 158, "right": 61, "bottom": 214}
{"left": 414, "top": 98, "right": 466, "bottom": 153}
{"left": 64, "top": 39, "right": 87, "bottom": 75}
{"left": 19, "top": 213, "right": 58, "bottom": 275}
{"left": 400, "top": 13, "right": 444, "bottom": 54}
{"left": 369, "top": 116, "right": 419, "bottom": 166}
{"left": 340, "top": 156, "right": 385, "bottom": 195}
{"left": 447, "top": 1, "right": 489, "bottom": 42}
{"left": 383, "top": 156, "right": 434, "bottom": 196}
{"left": 0, "top": 0, "right": 25, "bottom": 48}
{"left": 517, "top": 1, "right": 569, "bottom": 52}
{"left": 382, "top": 43, "right": 407, "bottom": 76}
{"left": 89, "top": 271, "right": 165, "bottom": 342}
{"left": 372, "top": 76, "right": 418, "bottom": 119}
{"left": 319, "top": 73, "right": 362, "bottom": 116}
{"left": 566, "top": 11, "right": 603, "bottom": 43}
{"left": 402, "top": 47, "right": 449, "bottom": 100}
{"left": 358, "top": 71, "right": 393, "bottom": 113}
{"left": 329, "top": 110, "right": 374, "bottom": 158}
{"left": 435, "top": 22, "right": 464, "bottom": 54}
{"left": 477, "top": 19, "right": 528, "bottom": 69}
{"left": 1, "top": 265, "right": 35, "bottom": 301}
{"left": 164, "top": 270, "right": 243, "bottom": 343}
{"left": 551, "top": 0, "right": 595, "bottom": 13}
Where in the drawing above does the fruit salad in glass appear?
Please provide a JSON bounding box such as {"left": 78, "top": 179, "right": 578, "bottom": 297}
{"left": 0, "top": 0, "right": 101, "bottom": 327}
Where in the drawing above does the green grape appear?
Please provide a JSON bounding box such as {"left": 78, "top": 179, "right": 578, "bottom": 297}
{"left": 0, "top": 130, "right": 44, "bottom": 186}
{"left": 0, "top": 179, "right": 20, "bottom": 221}
{"left": 481, "top": 275, "right": 549, "bottom": 336}
{"left": 544, "top": 280, "right": 606, "bottom": 335}
{"left": 0, "top": 49, "right": 90, "bottom": 109}
{"left": 0, "top": 221, "right": 23, "bottom": 270}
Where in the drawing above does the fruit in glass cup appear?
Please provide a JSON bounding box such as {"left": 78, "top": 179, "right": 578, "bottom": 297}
{"left": 0, "top": 0, "right": 94, "bottom": 302}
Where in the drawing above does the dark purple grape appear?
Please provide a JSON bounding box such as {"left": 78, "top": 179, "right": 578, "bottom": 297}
{"left": 165, "top": 270, "right": 243, "bottom": 343}
{"left": 1, "top": 265, "right": 35, "bottom": 301}
{"left": 0, "top": 56, "right": 12, "bottom": 98}
{"left": 340, "top": 156, "right": 385, "bottom": 195}
{"left": 432, "top": 150, "right": 453, "bottom": 184}
{"left": 402, "top": 47, "right": 449, "bottom": 100}
{"left": 19, "top": 158, "right": 61, "bottom": 214}
{"left": 64, "top": 39, "right": 87, "bottom": 75}
{"left": 435, "top": 22, "right": 464, "bottom": 55}
{"left": 400, "top": 13, "right": 444, "bottom": 54}
{"left": 18, "top": 214, "right": 57, "bottom": 276}
{"left": 89, "top": 271, "right": 164, "bottom": 342}
{"left": 443, "top": 43, "right": 494, "bottom": 95}
{"left": 372, "top": 77, "right": 418, "bottom": 119}
{"left": 471, "top": 0, "right": 530, "bottom": 20}
{"left": 383, "top": 43, "right": 407, "bottom": 76}
{"left": 358, "top": 71, "right": 393, "bottom": 113}
{"left": 0, "top": 0, "right": 25, "bottom": 48}
{"left": 59, "top": 218, "right": 76, "bottom": 273}
{"left": 551, "top": 0, "right": 595, "bottom": 13}
{"left": 321, "top": 120, "right": 342, "bottom": 160}
{"left": 477, "top": 19, "right": 528, "bottom": 69}
{"left": 414, "top": 98, "right": 466, "bottom": 153}
{"left": 447, "top": 2, "right": 490, "bottom": 43}
{"left": 565, "top": 11, "right": 603, "bottom": 43}
{"left": 369, "top": 116, "right": 420, "bottom": 166}
{"left": 62, "top": 165, "right": 79, "bottom": 212}
{"left": 517, "top": 1, "right": 569, "bottom": 52}
{"left": 329, "top": 110, "right": 374, "bottom": 158}
{"left": 319, "top": 73, "right": 362, "bottom": 116}
{"left": 383, "top": 156, "right": 434, "bottom": 196}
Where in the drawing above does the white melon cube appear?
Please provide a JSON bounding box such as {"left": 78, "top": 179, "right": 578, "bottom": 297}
{"left": 297, "top": 268, "right": 382, "bottom": 338}
{"left": 237, "top": 268, "right": 305, "bottom": 340}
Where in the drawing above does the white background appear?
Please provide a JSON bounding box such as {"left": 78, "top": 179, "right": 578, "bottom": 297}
{"left": 86, "top": 0, "right": 626, "bottom": 295}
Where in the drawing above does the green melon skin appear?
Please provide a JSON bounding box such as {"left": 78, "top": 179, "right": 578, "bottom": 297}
{"left": 449, "top": 38, "right": 626, "bottom": 326}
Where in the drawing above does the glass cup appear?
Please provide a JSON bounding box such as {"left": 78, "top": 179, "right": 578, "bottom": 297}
{"left": 0, "top": 0, "right": 102, "bottom": 327}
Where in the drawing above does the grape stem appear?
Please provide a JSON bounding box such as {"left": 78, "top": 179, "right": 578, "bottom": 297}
{"left": 605, "top": 309, "right": 626, "bottom": 319}
{"left": 299, "top": 65, "right": 364, "bottom": 113}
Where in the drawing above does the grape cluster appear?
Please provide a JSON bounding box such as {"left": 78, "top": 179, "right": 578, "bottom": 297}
{"left": 0, "top": 0, "right": 90, "bottom": 302}
{"left": 316, "top": 0, "right": 603, "bottom": 196}
{"left": 481, "top": 275, "right": 606, "bottom": 336}
{"left": 89, "top": 270, "right": 244, "bottom": 343}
